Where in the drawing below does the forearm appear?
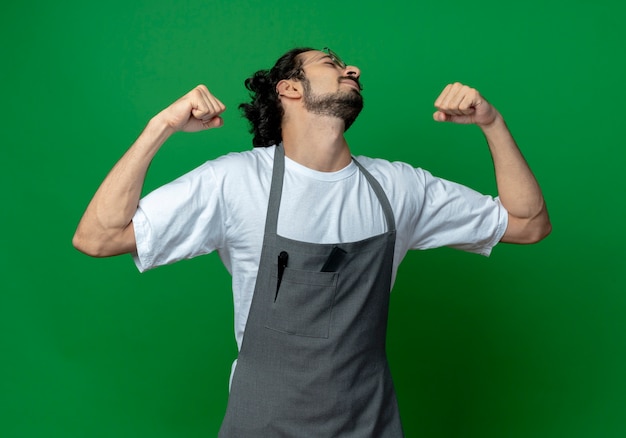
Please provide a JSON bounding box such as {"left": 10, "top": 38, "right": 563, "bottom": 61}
{"left": 74, "top": 85, "right": 226, "bottom": 257}
{"left": 73, "top": 115, "right": 175, "bottom": 256}
{"left": 481, "top": 115, "right": 551, "bottom": 243}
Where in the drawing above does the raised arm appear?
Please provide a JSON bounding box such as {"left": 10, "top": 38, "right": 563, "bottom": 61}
{"left": 73, "top": 85, "right": 226, "bottom": 257}
{"left": 433, "top": 82, "right": 551, "bottom": 244}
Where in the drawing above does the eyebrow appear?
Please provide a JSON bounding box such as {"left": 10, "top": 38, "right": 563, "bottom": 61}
{"left": 303, "top": 53, "right": 333, "bottom": 66}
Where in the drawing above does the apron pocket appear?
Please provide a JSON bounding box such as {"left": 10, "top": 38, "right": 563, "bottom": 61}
{"left": 266, "top": 267, "right": 338, "bottom": 338}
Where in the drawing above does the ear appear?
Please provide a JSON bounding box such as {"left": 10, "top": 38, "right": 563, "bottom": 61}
{"left": 276, "top": 79, "right": 302, "bottom": 99}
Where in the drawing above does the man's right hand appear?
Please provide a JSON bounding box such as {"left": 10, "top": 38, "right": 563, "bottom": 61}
{"left": 157, "top": 85, "right": 226, "bottom": 133}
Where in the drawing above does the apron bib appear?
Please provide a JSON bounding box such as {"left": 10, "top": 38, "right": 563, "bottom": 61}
{"left": 219, "top": 144, "right": 403, "bottom": 437}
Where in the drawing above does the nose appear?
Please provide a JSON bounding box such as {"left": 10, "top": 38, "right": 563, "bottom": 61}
{"left": 344, "top": 65, "right": 361, "bottom": 78}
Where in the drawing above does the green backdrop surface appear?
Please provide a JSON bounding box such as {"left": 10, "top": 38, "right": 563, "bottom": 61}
{"left": 1, "top": 1, "right": 625, "bottom": 437}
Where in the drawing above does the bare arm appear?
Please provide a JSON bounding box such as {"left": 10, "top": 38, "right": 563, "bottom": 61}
{"left": 433, "top": 82, "right": 551, "bottom": 244}
{"left": 73, "top": 85, "right": 226, "bottom": 257}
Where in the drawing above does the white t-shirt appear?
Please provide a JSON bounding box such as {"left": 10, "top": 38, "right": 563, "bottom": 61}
{"left": 132, "top": 146, "right": 508, "bottom": 349}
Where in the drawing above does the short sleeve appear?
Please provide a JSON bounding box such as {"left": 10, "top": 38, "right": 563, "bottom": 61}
{"left": 408, "top": 168, "right": 508, "bottom": 256}
{"left": 132, "top": 162, "right": 225, "bottom": 272}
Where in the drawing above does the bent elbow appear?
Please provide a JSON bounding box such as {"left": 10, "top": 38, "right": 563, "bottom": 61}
{"left": 72, "top": 231, "right": 105, "bottom": 257}
{"left": 502, "top": 206, "right": 552, "bottom": 245}
{"left": 529, "top": 204, "right": 552, "bottom": 243}
{"left": 73, "top": 223, "right": 136, "bottom": 258}
{"left": 541, "top": 217, "right": 553, "bottom": 240}
{"left": 526, "top": 219, "right": 552, "bottom": 244}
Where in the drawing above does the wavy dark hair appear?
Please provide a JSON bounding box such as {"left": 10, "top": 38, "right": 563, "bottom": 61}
{"left": 239, "top": 47, "right": 314, "bottom": 147}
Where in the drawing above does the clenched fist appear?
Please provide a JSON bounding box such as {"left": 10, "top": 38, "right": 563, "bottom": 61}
{"left": 433, "top": 82, "right": 499, "bottom": 127}
{"left": 159, "top": 85, "right": 227, "bottom": 133}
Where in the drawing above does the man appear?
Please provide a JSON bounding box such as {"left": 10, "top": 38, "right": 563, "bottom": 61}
{"left": 73, "top": 47, "right": 551, "bottom": 436}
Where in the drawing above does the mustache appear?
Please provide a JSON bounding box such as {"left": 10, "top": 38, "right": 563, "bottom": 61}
{"left": 339, "top": 76, "right": 363, "bottom": 91}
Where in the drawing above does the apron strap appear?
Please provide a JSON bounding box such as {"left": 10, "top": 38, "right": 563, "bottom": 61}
{"left": 352, "top": 156, "right": 396, "bottom": 232}
{"left": 264, "top": 144, "right": 287, "bottom": 235}
{"left": 264, "top": 143, "right": 396, "bottom": 234}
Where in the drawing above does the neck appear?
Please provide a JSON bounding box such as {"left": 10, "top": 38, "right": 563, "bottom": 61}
{"left": 281, "top": 114, "right": 352, "bottom": 172}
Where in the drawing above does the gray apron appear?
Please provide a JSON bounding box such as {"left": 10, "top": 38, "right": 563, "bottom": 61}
{"left": 219, "top": 144, "right": 404, "bottom": 437}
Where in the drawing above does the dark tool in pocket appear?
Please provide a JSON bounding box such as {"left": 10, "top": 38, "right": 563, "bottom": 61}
{"left": 321, "top": 246, "right": 347, "bottom": 272}
{"left": 275, "top": 251, "right": 289, "bottom": 301}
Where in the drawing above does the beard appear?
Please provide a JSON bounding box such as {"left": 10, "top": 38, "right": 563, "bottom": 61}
{"left": 301, "top": 78, "right": 364, "bottom": 132}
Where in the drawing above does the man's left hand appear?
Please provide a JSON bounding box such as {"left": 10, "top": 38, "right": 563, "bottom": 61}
{"left": 433, "top": 82, "right": 499, "bottom": 127}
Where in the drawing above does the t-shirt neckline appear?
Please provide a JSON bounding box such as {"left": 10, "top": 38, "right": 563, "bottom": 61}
{"left": 284, "top": 154, "right": 358, "bottom": 182}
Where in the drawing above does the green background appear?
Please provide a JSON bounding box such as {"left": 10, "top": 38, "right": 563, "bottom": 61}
{"left": 2, "top": 1, "right": 625, "bottom": 436}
